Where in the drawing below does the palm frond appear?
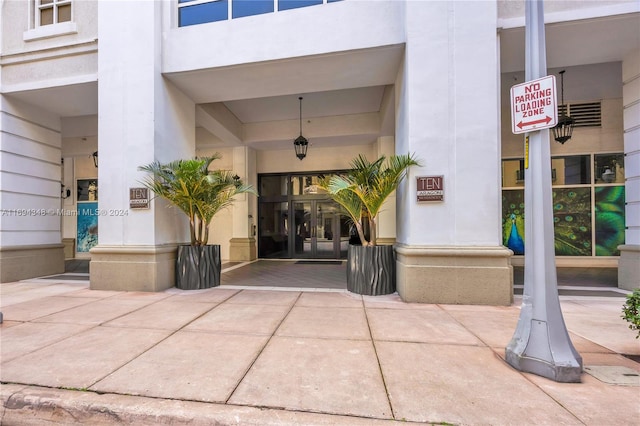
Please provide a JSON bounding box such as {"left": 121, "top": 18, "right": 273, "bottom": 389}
{"left": 138, "top": 154, "right": 256, "bottom": 245}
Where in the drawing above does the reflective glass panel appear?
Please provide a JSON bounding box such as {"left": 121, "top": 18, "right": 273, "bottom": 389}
{"left": 594, "top": 153, "right": 625, "bottom": 184}
{"left": 278, "top": 0, "right": 323, "bottom": 12}
{"left": 260, "top": 175, "right": 288, "bottom": 196}
{"left": 291, "top": 175, "right": 329, "bottom": 196}
{"left": 59, "top": 4, "right": 71, "bottom": 22}
{"left": 179, "top": 1, "right": 228, "bottom": 27}
{"left": 501, "top": 159, "right": 525, "bottom": 187}
{"left": 258, "top": 202, "right": 289, "bottom": 258}
{"left": 551, "top": 155, "right": 590, "bottom": 185}
{"left": 40, "top": 7, "right": 54, "bottom": 25}
{"left": 233, "top": 0, "right": 274, "bottom": 18}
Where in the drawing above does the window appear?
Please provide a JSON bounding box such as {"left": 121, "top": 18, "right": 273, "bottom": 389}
{"left": 278, "top": 0, "right": 322, "bottom": 12}
{"left": 24, "top": 0, "right": 76, "bottom": 41}
{"left": 501, "top": 153, "right": 625, "bottom": 256}
{"left": 178, "top": 0, "right": 228, "bottom": 27}
{"left": 37, "top": 0, "right": 72, "bottom": 26}
{"left": 233, "top": 0, "right": 274, "bottom": 19}
{"left": 178, "top": 0, "right": 342, "bottom": 27}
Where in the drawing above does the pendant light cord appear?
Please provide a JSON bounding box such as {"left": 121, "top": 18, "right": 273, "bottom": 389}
{"left": 299, "top": 97, "right": 303, "bottom": 136}
{"left": 559, "top": 70, "right": 565, "bottom": 106}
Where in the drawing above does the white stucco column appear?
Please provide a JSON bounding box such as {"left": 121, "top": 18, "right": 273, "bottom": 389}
{"left": 376, "top": 136, "right": 397, "bottom": 244}
{"left": 619, "top": 48, "right": 640, "bottom": 290}
{"left": 394, "top": 0, "right": 512, "bottom": 305}
{"left": 90, "top": 1, "right": 196, "bottom": 291}
{"left": 229, "top": 146, "right": 258, "bottom": 261}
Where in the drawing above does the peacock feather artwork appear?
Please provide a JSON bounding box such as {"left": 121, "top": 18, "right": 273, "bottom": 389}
{"left": 595, "top": 186, "right": 625, "bottom": 256}
{"left": 502, "top": 190, "right": 525, "bottom": 255}
{"left": 552, "top": 188, "right": 592, "bottom": 256}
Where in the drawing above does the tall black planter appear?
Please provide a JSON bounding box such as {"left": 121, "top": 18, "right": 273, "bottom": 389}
{"left": 346, "top": 244, "right": 395, "bottom": 295}
{"left": 176, "top": 245, "right": 221, "bottom": 290}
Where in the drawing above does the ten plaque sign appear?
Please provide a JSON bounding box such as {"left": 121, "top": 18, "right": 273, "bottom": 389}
{"left": 129, "top": 187, "right": 149, "bottom": 209}
{"left": 417, "top": 176, "right": 444, "bottom": 202}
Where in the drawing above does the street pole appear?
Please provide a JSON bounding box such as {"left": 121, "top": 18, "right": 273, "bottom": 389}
{"left": 505, "top": 0, "right": 583, "bottom": 383}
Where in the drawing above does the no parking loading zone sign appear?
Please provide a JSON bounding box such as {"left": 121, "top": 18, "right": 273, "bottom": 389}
{"left": 510, "top": 75, "right": 558, "bottom": 134}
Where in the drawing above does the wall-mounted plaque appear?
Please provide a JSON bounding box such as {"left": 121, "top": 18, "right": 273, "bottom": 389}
{"left": 417, "top": 176, "right": 444, "bottom": 202}
{"left": 129, "top": 187, "right": 149, "bottom": 209}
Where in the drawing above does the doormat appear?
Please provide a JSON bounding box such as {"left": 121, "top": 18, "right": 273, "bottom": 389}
{"left": 295, "top": 261, "right": 343, "bottom": 265}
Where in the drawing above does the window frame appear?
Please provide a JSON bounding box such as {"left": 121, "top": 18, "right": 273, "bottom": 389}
{"left": 23, "top": 0, "right": 77, "bottom": 41}
{"left": 36, "top": 0, "right": 73, "bottom": 27}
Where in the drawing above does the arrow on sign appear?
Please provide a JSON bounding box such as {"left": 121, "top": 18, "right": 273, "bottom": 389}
{"left": 517, "top": 116, "right": 553, "bottom": 130}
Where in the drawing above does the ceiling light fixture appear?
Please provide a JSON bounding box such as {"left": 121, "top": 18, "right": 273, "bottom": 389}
{"left": 293, "top": 96, "right": 308, "bottom": 160}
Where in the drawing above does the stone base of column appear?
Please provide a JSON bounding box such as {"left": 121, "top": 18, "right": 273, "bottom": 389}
{"left": 0, "top": 244, "right": 65, "bottom": 283}
{"left": 229, "top": 238, "right": 257, "bottom": 262}
{"left": 395, "top": 244, "right": 513, "bottom": 305}
{"left": 89, "top": 245, "right": 177, "bottom": 292}
{"left": 62, "top": 238, "right": 75, "bottom": 259}
{"left": 618, "top": 244, "right": 640, "bottom": 291}
{"left": 375, "top": 237, "right": 396, "bottom": 246}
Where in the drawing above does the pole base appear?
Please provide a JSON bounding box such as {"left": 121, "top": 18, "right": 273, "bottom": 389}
{"left": 506, "top": 346, "right": 582, "bottom": 383}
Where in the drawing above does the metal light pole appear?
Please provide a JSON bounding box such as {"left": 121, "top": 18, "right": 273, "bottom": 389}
{"left": 505, "top": 0, "right": 583, "bottom": 383}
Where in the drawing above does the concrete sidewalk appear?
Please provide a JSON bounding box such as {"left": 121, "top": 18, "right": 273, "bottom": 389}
{"left": 1, "top": 277, "right": 639, "bottom": 425}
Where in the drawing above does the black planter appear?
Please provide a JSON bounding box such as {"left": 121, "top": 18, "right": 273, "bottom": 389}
{"left": 346, "top": 244, "right": 395, "bottom": 295}
{"left": 176, "top": 245, "right": 221, "bottom": 290}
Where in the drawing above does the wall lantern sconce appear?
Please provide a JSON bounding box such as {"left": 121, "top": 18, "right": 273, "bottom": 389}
{"left": 92, "top": 151, "right": 99, "bottom": 168}
{"left": 293, "top": 96, "right": 308, "bottom": 160}
{"left": 61, "top": 183, "right": 71, "bottom": 199}
{"left": 552, "top": 70, "right": 575, "bottom": 144}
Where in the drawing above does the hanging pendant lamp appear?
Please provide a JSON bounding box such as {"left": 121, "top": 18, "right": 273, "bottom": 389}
{"left": 294, "top": 96, "right": 308, "bottom": 160}
{"left": 552, "top": 70, "right": 575, "bottom": 144}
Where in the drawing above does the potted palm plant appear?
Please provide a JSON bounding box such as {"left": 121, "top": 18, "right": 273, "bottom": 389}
{"left": 139, "top": 154, "right": 256, "bottom": 290}
{"left": 322, "top": 153, "right": 420, "bottom": 295}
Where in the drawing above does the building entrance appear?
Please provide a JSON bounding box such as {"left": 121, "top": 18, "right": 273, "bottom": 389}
{"left": 258, "top": 172, "right": 350, "bottom": 259}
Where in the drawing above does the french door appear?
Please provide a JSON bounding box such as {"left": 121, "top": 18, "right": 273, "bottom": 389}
{"left": 257, "top": 172, "right": 350, "bottom": 259}
{"left": 293, "top": 200, "right": 348, "bottom": 259}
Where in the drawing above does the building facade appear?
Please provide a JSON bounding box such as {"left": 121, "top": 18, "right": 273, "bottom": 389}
{"left": 1, "top": 0, "right": 638, "bottom": 303}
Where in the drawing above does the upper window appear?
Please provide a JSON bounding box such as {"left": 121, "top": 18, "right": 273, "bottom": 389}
{"left": 278, "top": 0, "right": 322, "bottom": 12}
{"left": 178, "top": 0, "right": 342, "bottom": 27}
{"left": 37, "top": 0, "right": 72, "bottom": 26}
{"left": 24, "top": 0, "right": 76, "bottom": 41}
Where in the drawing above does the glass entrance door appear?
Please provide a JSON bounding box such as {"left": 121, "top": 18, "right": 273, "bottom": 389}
{"left": 293, "top": 200, "right": 344, "bottom": 259}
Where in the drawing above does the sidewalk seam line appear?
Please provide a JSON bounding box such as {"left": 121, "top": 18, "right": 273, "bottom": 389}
{"left": 223, "top": 290, "right": 303, "bottom": 404}
{"left": 363, "top": 299, "right": 397, "bottom": 420}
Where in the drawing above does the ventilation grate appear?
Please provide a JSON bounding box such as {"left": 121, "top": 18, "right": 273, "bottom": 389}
{"left": 558, "top": 102, "right": 601, "bottom": 127}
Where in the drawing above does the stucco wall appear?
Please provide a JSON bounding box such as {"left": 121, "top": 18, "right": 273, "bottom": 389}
{"left": 162, "top": 0, "right": 404, "bottom": 75}
{"left": 0, "top": 95, "right": 62, "bottom": 246}
{"left": 396, "top": 0, "right": 502, "bottom": 247}
{"left": 1, "top": 0, "right": 97, "bottom": 90}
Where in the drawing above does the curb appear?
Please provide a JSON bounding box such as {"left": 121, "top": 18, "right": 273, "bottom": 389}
{"left": 1, "top": 385, "right": 421, "bottom": 426}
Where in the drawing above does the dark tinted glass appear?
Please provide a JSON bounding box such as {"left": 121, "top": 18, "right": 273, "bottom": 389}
{"left": 278, "top": 0, "right": 322, "bottom": 12}
{"left": 233, "top": 0, "right": 274, "bottom": 18}
{"left": 179, "top": 1, "right": 228, "bottom": 27}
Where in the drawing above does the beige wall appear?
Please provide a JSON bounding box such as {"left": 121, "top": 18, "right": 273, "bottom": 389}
{"left": 502, "top": 63, "right": 625, "bottom": 159}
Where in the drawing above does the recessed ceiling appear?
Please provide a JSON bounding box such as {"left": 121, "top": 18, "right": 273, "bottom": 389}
{"left": 500, "top": 12, "right": 639, "bottom": 73}
{"left": 222, "top": 86, "right": 386, "bottom": 123}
